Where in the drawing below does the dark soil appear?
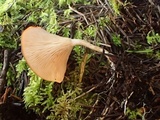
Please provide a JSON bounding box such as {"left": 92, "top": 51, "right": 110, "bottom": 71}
{"left": 0, "top": 102, "right": 37, "bottom": 120}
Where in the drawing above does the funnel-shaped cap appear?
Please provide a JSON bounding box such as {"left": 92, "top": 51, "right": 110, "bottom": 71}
{"left": 21, "top": 27, "right": 73, "bottom": 83}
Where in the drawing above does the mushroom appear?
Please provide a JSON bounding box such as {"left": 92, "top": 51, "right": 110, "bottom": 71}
{"left": 21, "top": 26, "right": 112, "bottom": 83}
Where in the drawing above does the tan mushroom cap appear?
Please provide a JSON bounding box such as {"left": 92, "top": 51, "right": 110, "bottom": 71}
{"left": 21, "top": 27, "right": 73, "bottom": 83}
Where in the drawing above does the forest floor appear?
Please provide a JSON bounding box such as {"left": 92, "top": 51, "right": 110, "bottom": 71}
{"left": 0, "top": 0, "right": 160, "bottom": 120}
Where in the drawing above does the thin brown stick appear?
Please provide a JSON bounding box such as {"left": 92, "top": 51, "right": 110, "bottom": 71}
{"left": 69, "top": 5, "right": 89, "bottom": 25}
{"left": 0, "top": 50, "right": 9, "bottom": 94}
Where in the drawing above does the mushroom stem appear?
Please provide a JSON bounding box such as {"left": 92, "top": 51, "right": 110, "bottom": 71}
{"left": 71, "top": 39, "right": 110, "bottom": 54}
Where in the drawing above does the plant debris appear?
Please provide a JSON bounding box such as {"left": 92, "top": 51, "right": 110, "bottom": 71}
{"left": 66, "top": 0, "right": 160, "bottom": 119}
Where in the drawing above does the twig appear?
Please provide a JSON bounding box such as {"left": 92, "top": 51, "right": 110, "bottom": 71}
{"left": 69, "top": 5, "right": 89, "bottom": 25}
{"left": 72, "top": 80, "right": 104, "bottom": 102}
{"left": 98, "top": 0, "right": 109, "bottom": 11}
{"left": 84, "top": 94, "right": 100, "bottom": 120}
{"left": 0, "top": 50, "right": 9, "bottom": 94}
{"left": 0, "top": 87, "right": 12, "bottom": 103}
